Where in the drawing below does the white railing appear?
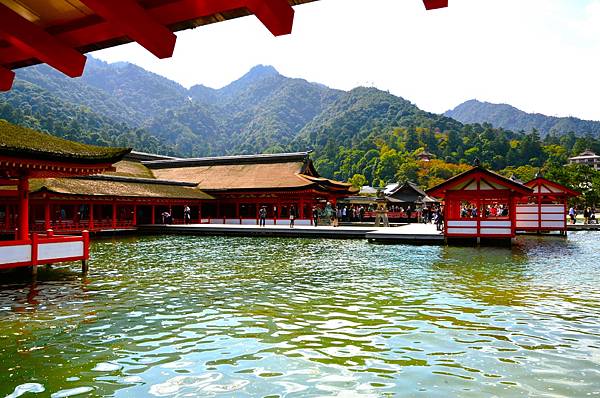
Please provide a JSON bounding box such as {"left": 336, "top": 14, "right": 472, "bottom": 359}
{"left": 0, "top": 231, "right": 89, "bottom": 270}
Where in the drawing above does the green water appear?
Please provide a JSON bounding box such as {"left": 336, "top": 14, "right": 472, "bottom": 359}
{"left": 1, "top": 233, "right": 599, "bottom": 397}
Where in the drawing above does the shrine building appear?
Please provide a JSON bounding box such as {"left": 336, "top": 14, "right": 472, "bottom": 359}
{"left": 515, "top": 173, "right": 580, "bottom": 235}
{"left": 427, "top": 164, "right": 533, "bottom": 241}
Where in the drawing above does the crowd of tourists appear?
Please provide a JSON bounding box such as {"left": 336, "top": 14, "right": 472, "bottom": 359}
{"left": 460, "top": 204, "right": 509, "bottom": 218}
{"left": 420, "top": 205, "right": 445, "bottom": 231}
{"left": 568, "top": 206, "right": 597, "bottom": 224}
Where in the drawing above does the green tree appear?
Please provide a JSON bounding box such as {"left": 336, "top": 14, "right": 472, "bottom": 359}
{"left": 349, "top": 174, "right": 368, "bottom": 189}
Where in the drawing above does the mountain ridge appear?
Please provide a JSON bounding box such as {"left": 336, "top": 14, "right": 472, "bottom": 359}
{"left": 2, "top": 58, "right": 599, "bottom": 186}
{"left": 445, "top": 99, "right": 600, "bottom": 137}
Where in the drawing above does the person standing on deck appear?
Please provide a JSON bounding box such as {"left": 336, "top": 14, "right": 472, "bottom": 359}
{"left": 435, "top": 207, "right": 444, "bottom": 231}
{"left": 259, "top": 206, "right": 267, "bottom": 227}
{"left": 312, "top": 206, "right": 319, "bottom": 227}
{"left": 183, "top": 205, "right": 191, "bottom": 224}
{"left": 289, "top": 205, "right": 296, "bottom": 228}
{"left": 569, "top": 206, "right": 576, "bottom": 224}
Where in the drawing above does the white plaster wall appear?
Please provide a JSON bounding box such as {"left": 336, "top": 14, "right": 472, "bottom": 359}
{"left": 0, "top": 245, "right": 31, "bottom": 265}
{"left": 38, "top": 241, "right": 83, "bottom": 261}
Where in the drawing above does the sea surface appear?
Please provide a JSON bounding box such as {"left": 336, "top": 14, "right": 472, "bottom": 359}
{"left": 0, "top": 233, "right": 599, "bottom": 397}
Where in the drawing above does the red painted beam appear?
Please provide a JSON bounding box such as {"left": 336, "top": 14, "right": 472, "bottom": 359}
{"left": 0, "top": 3, "right": 86, "bottom": 77}
{"left": 0, "top": 66, "right": 15, "bottom": 91}
{"left": 247, "top": 0, "right": 295, "bottom": 36}
{"left": 79, "top": 0, "right": 177, "bottom": 59}
{"left": 0, "top": 0, "right": 296, "bottom": 73}
{"left": 423, "top": 0, "right": 448, "bottom": 10}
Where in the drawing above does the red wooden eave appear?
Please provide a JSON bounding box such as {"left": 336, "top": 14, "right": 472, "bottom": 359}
{"left": 427, "top": 166, "right": 533, "bottom": 199}
{"left": 524, "top": 177, "right": 581, "bottom": 198}
{"left": 0, "top": 0, "right": 448, "bottom": 91}
{"left": 423, "top": 0, "right": 448, "bottom": 10}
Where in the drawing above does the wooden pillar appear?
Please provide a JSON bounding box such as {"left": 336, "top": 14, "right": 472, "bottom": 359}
{"left": 82, "top": 230, "right": 90, "bottom": 274}
{"left": 476, "top": 177, "right": 481, "bottom": 237}
{"left": 18, "top": 177, "right": 29, "bottom": 240}
{"left": 89, "top": 203, "right": 94, "bottom": 231}
{"left": 133, "top": 205, "right": 137, "bottom": 225}
{"left": 151, "top": 205, "right": 156, "bottom": 224}
{"left": 537, "top": 190, "right": 542, "bottom": 232}
{"left": 31, "top": 232, "right": 38, "bottom": 275}
{"left": 44, "top": 201, "right": 51, "bottom": 231}
{"left": 4, "top": 205, "right": 10, "bottom": 230}
{"left": 112, "top": 202, "right": 117, "bottom": 229}
{"left": 510, "top": 195, "right": 516, "bottom": 237}
{"left": 299, "top": 199, "right": 305, "bottom": 219}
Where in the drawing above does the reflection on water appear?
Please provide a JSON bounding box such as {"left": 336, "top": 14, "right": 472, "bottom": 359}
{"left": 1, "top": 233, "right": 600, "bottom": 397}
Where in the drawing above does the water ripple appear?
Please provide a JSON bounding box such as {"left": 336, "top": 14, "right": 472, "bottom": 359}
{"left": 0, "top": 234, "right": 599, "bottom": 397}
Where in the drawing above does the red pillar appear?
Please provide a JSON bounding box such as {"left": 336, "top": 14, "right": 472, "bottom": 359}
{"left": 299, "top": 199, "right": 305, "bottom": 219}
{"left": 18, "top": 177, "right": 29, "bottom": 240}
{"left": 133, "top": 205, "right": 137, "bottom": 225}
{"left": 4, "top": 205, "right": 10, "bottom": 231}
{"left": 112, "top": 203, "right": 117, "bottom": 229}
{"left": 151, "top": 205, "right": 156, "bottom": 224}
{"left": 44, "top": 201, "right": 51, "bottom": 231}
{"left": 89, "top": 203, "right": 94, "bottom": 231}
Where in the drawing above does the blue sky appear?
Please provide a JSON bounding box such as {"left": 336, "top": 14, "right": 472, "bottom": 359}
{"left": 94, "top": 0, "right": 600, "bottom": 120}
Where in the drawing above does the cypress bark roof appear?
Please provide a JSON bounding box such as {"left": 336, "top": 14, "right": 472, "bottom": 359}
{"left": 29, "top": 176, "right": 214, "bottom": 200}
{"left": 146, "top": 152, "right": 356, "bottom": 193}
{"left": 387, "top": 181, "right": 438, "bottom": 203}
{"left": 103, "top": 160, "right": 156, "bottom": 179}
{"left": 0, "top": 120, "right": 130, "bottom": 164}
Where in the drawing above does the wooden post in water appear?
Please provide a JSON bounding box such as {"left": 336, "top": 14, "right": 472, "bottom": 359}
{"left": 82, "top": 230, "right": 90, "bottom": 274}
{"left": 31, "top": 232, "right": 38, "bottom": 276}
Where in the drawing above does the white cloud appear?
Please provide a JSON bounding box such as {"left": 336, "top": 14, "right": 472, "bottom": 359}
{"left": 93, "top": 0, "right": 600, "bottom": 121}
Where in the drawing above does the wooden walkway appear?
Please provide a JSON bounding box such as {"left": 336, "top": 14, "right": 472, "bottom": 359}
{"left": 138, "top": 223, "right": 445, "bottom": 244}
{"left": 567, "top": 224, "right": 600, "bottom": 231}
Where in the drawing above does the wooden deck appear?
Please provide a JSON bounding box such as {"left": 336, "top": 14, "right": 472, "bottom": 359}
{"left": 138, "top": 223, "right": 445, "bottom": 244}
{"left": 567, "top": 223, "right": 600, "bottom": 231}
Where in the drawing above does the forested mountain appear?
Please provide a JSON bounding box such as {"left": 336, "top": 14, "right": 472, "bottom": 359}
{"left": 446, "top": 99, "right": 600, "bottom": 138}
{"left": 2, "top": 58, "right": 600, "bottom": 201}
{"left": 0, "top": 60, "right": 342, "bottom": 157}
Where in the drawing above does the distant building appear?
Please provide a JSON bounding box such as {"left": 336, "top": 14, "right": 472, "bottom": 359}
{"left": 359, "top": 186, "right": 378, "bottom": 195}
{"left": 568, "top": 150, "right": 600, "bottom": 170}
{"left": 417, "top": 150, "right": 435, "bottom": 162}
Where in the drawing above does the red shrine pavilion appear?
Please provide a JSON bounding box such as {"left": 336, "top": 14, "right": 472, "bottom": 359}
{"left": 0, "top": 122, "right": 356, "bottom": 237}
{"left": 0, "top": 120, "right": 129, "bottom": 271}
{"left": 515, "top": 174, "right": 580, "bottom": 235}
{"left": 427, "top": 164, "right": 533, "bottom": 241}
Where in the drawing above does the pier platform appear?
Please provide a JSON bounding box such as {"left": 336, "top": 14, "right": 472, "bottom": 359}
{"left": 568, "top": 224, "right": 600, "bottom": 231}
{"left": 138, "top": 223, "right": 445, "bottom": 244}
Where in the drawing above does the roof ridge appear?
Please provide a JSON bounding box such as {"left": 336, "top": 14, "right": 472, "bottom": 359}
{"left": 143, "top": 151, "right": 312, "bottom": 169}
{"left": 84, "top": 174, "right": 198, "bottom": 187}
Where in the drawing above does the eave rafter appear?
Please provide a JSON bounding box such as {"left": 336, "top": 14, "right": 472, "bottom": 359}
{"left": 0, "top": 66, "right": 15, "bottom": 91}
{"left": 247, "top": 0, "right": 295, "bottom": 36}
{"left": 79, "top": 0, "right": 177, "bottom": 59}
{"left": 423, "top": 0, "right": 448, "bottom": 10}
